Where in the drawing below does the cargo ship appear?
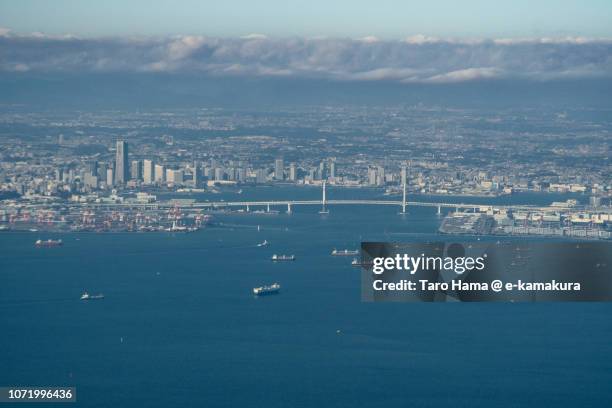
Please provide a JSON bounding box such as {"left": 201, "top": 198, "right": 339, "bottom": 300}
{"left": 331, "top": 249, "right": 358, "bottom": 256}
{"left": 271, "top": 254, "right": 295, "bottom": 261}
{"left": 253, "top": 283, "right": 281, "bottom": 296}
{"left": 80, "top": 292, "right": 104, "bottom": 300}
{"left": 35, "top": 239, "right": 63, "bottom": 247}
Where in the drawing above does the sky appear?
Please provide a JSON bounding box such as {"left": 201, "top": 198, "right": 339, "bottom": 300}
{"left": 1, "top": 0, "right": 612, "bottom": 109}
{"left": 1, "top": 0, "right": 612, "bottom": 39}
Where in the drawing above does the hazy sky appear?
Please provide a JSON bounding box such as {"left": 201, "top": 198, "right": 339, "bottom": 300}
{"left": 1, "top": 0, "right": 612, "bottom": 39}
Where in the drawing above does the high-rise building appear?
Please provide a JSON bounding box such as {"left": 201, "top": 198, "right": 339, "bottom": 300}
{"left": 256, "top": 168, "right": 267, "bottom": 184}
{"left": 214, "top": 167, "right": 224, "bottom": 181}
{"left": 289, "top": 163, "right": 297, "bottom": 182}
{"left": 275, "top": 158, "right": 284, "bottom": 180}
{"left": 192, "top": 161, "right": 200, "bottom": 187}
{"left": 143, "top": 160, "right": 154, "bottom": 184}
{"left": 377, "top": 166, "right": 385, "bottom": 186}
{"left": 166, "top": 169, "right": 184, "bottom": 185}
{"left": 227, "top": 168, "right": 237, "bottom": 181}
{"left": 89, "top": 161, "right": 98, "bottom": 177}
{"left": 115, "top": 140, "right": 129, "bottom": 184}
{"left": 131, "top": 160, "right": 142, "bottom": 181}
{"left": 106, "top": 168, "right": 114, "bottom": 187}
{"left": 237, "top": 167, "right": 247, "bottom": 182}
{"left": 368, "top": 167, "right": 377, "bottom": 186}
{"left": 83, "top": 173, "right": 98, "bottom": 189}
{"left": 329, "top": 159, "right": 336, "bottom": 179}
{"left": 154, "top": 164, "right": 165, "bottom": 183}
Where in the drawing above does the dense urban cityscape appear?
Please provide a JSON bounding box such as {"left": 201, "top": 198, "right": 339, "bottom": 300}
{"left": 0, "top": 106, "right": 610, "bottom": 237}
{"left": 3, "top": 1, "right": 612, "bottom": 407}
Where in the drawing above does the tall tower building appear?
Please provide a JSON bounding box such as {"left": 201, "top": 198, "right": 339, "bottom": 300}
{"left": 192, "top": 161, "right": 200, "bottom": 187}
{"left": 318, "top": 161, "right": 326, "bottom": 179}
{"left": 329, "top": 158, "right": 336, "bottom": 179}
{"left": 256, "top": 169, "right": 267, "bottom": 184}
{"left": 115, "top": 140, "right": 129, "bottom": 184}
{"left": 289, "top": 163, "right": 297, "bottom": 182}
{"left": 106, "top": 168, "right": 114, "bottom": 187}
{"left": 368, "top": 167, "right": 377, "bottom": 186}
{"left": 154, "top": 164, "right": 165, "bottom": 183}
{"left": 377, "top": 166, "right": 385, "bottom": 186}
{"left": 143, "top": 160, "right": 154, "bottom": 184}
{"left": 214, "top": 167, "right": 224, "bottom": 181}
{"left": 89, "top": 161, "right": 98, "bottom": 177}
{"left": 275, "top": 158, "right": 284, "bottom": 180}
{"left": 131, "top": 160, "right": 142, "bottom": 181}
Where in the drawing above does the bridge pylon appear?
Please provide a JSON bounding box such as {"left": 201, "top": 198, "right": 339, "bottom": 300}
{"left": 401, "top": 177, "right": 407, "bottom": 214}
{"left": 319, "top": 181, "right": 329, "bottom": 214}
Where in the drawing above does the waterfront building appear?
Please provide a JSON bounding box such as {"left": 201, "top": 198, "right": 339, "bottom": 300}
{"left": 115, "top": 140, "right": 128, "bottom": 185}
{"left": 143, "top": 160, "right": 154, "bottom": 184}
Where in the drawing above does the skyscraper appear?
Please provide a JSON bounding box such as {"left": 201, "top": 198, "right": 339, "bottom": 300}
{"left": 377, "top": 166, "right": 385, "bottom": 186}
{"left": 368, "top": 167, "right": 377, "bottom": 186}
{"left": 154, "top": 164, "right": 165, "bottom": 183}
{"left": 329, "top": 158, "right": 336, "bottom": 179}
{"left": 89, "top": 160, "right": 98, "bottom": 177}
{"left": 289, "top": 163, "right": 297, "bottom": 182}
{"left": 143, "top": 160, "right": 154, "bottom": 184}
{"left": 214, "top": 167, "right": 224, "bottom": 181}
{"left": 275, "top": 158, "right": 284, "bottom": 180}
{"left": 115, "top": 140, "right": 128, "bottom": 184}
{"left": 106, "top": 168, "right": 114, "bottom": 187}
{"left": 192, "top": 161, "right": 200, "bottom": 187}
{"left": 131, "top": 160, "right": 142, "bottom": 181}
{"left": 256, "top": 168, "right": 267, "bottom": 184}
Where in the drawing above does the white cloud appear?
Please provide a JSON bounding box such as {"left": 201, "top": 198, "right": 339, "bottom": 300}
{"left": 425, "top": 67, "right": 500, "bottom": 83}
{"left": 358, "top": 36, "right": 380, "bottom": 43}
{"left": 404, "top": 34, "right": 440, "bottom": 44}
{"left": 241, "top": 33, "right": 268, "bottom": 40}
{"left": 1, "top": 33, "right": 611, "bottom": 83}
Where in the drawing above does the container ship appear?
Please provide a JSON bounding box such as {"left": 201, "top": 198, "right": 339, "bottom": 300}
{"left": 331, "top": 249, "right": 358, "bottom": 256}
{"left": 271, "top": 254, "right": 295, "bottom": 261}
{"left": 253, "top": 283, "right": 281, "bottom": 296}
{"left": 80, "top": 292, "right": 104, "bottom": 300}
{"left": 35, "top": 239, "right": 63, "bottom": 247}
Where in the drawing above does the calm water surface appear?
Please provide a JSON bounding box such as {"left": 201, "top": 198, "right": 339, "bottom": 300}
{"left": 1, "top": 187, "right": 610, "bottom": 407}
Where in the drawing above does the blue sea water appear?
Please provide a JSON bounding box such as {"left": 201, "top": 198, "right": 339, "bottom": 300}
{"left": 1, "top": 187, "right": 610, "bottom": 407}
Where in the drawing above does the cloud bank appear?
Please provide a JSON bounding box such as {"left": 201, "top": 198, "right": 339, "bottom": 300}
{"left": 1, "top": 30, "right": 612, "bottom": 83}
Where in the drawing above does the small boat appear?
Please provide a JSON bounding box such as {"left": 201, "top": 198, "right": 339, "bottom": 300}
{"left": 331, "top": 249, "right": 358, "bottom": 256}
{"left": 257, "top": 240, "right": 269, "bottom": 247}
{"left": 271, "top": 254, "right": 295, "bottom": 261}
{"left": 253, "top": 283, "right": 281, "bottom": 296}
{"left": 80, "top": 292, "right": 104, "bottom": 300}
{"left": 35, "top": 239, "right": 63, "bottom": 247}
